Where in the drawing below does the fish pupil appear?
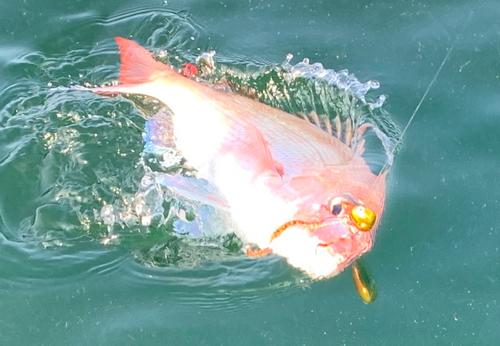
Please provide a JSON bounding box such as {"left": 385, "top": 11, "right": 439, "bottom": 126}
{"left": 332, "top": 204, "right": 342, "bottom": 215}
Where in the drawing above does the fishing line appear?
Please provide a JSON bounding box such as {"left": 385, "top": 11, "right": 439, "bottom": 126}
{"left": 374, "top": 0, "right": 482, "bottom": 188}
{"left": 394, "top": 44, "right": 454, "bottom": 157}
{"left": 370, "top": 40, "right": 456, "bottom": 191}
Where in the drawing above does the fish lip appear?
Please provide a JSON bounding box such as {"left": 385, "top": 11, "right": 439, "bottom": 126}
{"left": 270, "top": 217, "right": 354, "bottom": 249}
{"left": 310, "top": 217, "right": 352, "bottom": 239}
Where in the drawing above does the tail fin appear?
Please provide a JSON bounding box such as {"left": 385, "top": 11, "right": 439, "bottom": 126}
{"left": 114, "top": 37, "right": 173, "bottom": 84}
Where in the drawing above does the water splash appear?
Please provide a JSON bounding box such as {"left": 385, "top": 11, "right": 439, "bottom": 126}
{"left": 192, "top": 49, "right": 402, "bottom": 167}
{"left": 282, "top": 54, "right": 385, "bottom": 109}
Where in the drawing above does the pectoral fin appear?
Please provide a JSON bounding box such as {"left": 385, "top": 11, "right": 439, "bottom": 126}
{"left": 154, "top": 173, "right": 230, "bottom": 211}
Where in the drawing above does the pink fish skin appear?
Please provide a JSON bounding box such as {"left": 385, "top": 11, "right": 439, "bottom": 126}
{"left": 89, "top": 37, "right": 387, "bottom": 279}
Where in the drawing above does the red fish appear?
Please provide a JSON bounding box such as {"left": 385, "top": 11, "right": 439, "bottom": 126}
{"left": 88, "top": 37, "right": 388, "bottom": 279}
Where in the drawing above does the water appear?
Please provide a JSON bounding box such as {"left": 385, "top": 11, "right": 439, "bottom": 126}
{"left": 1, "top": 0, "right": 499, "bottom": 345}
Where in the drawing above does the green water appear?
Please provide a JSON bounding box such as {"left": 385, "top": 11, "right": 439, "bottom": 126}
{"left": 1, "top": 0, "right": 499, "bottom": 345}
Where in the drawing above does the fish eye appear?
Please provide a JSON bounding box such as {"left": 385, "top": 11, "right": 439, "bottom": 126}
{"left": 331, "top": 204, "right": 343, "bottom": 215}
{"left": 350, "top": 206, "right": 376, "bottom": 232}
{"left": 330, "top": 197, "right": 347, "bottom": 216}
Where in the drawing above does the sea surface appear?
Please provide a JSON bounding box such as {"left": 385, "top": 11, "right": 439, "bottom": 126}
{"left": 0, "top": 0, "right": 499, "bottom": 345}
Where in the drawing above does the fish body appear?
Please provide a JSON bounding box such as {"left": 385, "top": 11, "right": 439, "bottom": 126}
{"left": 90, "top": 37, "right": 387, "bottom": 279}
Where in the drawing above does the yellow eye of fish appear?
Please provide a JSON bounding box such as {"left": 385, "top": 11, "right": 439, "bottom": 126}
{"left": 350, "top": 206, "right": 376, "bottom": 232}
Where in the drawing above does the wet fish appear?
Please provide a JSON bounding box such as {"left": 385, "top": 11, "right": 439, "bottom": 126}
{"left": 86, "top": 37, "right": 389, "bottom": 280}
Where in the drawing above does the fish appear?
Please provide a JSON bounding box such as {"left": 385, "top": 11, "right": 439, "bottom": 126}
{"left": 83, "top": 37, "right": 389, "bottom": 280}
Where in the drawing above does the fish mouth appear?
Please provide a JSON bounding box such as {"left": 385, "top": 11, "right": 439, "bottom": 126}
{"left": 267, "top": 218, "right": 370, "bottom": 278}
{"left": 269, "top": 219, "right": 317, "bottom": 243}
{"left": 270, "top": 218, "right": 351, "bottom": 251}
{"left": 270, "top": 217, "right": 351, "bottom": 245}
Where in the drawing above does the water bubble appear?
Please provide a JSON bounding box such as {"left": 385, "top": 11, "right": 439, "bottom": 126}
{"left": 367, "top": 80, "right": 380, "bottom": 89}
{"left": 369, "top": 95, "right": 387, "bottom": 109}
{"left": 100, "top": 204, "right": 115, "bottom": 226}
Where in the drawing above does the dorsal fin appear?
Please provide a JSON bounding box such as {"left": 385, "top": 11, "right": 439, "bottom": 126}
{"left": 114, "top": 37, "right": 173, "bottom": 84}
{"left": 298, "top": 111, "right": 391, "bottom": 175}
{"left": 298, "top": 111, "right": 356, "bottom": 147}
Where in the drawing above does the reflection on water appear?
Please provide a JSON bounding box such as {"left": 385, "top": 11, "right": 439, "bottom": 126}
{"left": 0, "top": 226, "right": 310, "bottom": 315}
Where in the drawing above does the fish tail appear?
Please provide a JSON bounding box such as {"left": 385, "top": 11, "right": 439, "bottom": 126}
{"left": 114, "top": 37, "right": 174, "bottom": 84}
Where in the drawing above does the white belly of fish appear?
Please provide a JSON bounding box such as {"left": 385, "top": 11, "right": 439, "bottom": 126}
{"left": 210, "top": 154, "right": 297, "bottom": 249}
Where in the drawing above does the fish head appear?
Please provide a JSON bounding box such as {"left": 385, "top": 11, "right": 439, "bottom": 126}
{"left": 269, "top": 178, "right": 385, "bottom": 279}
